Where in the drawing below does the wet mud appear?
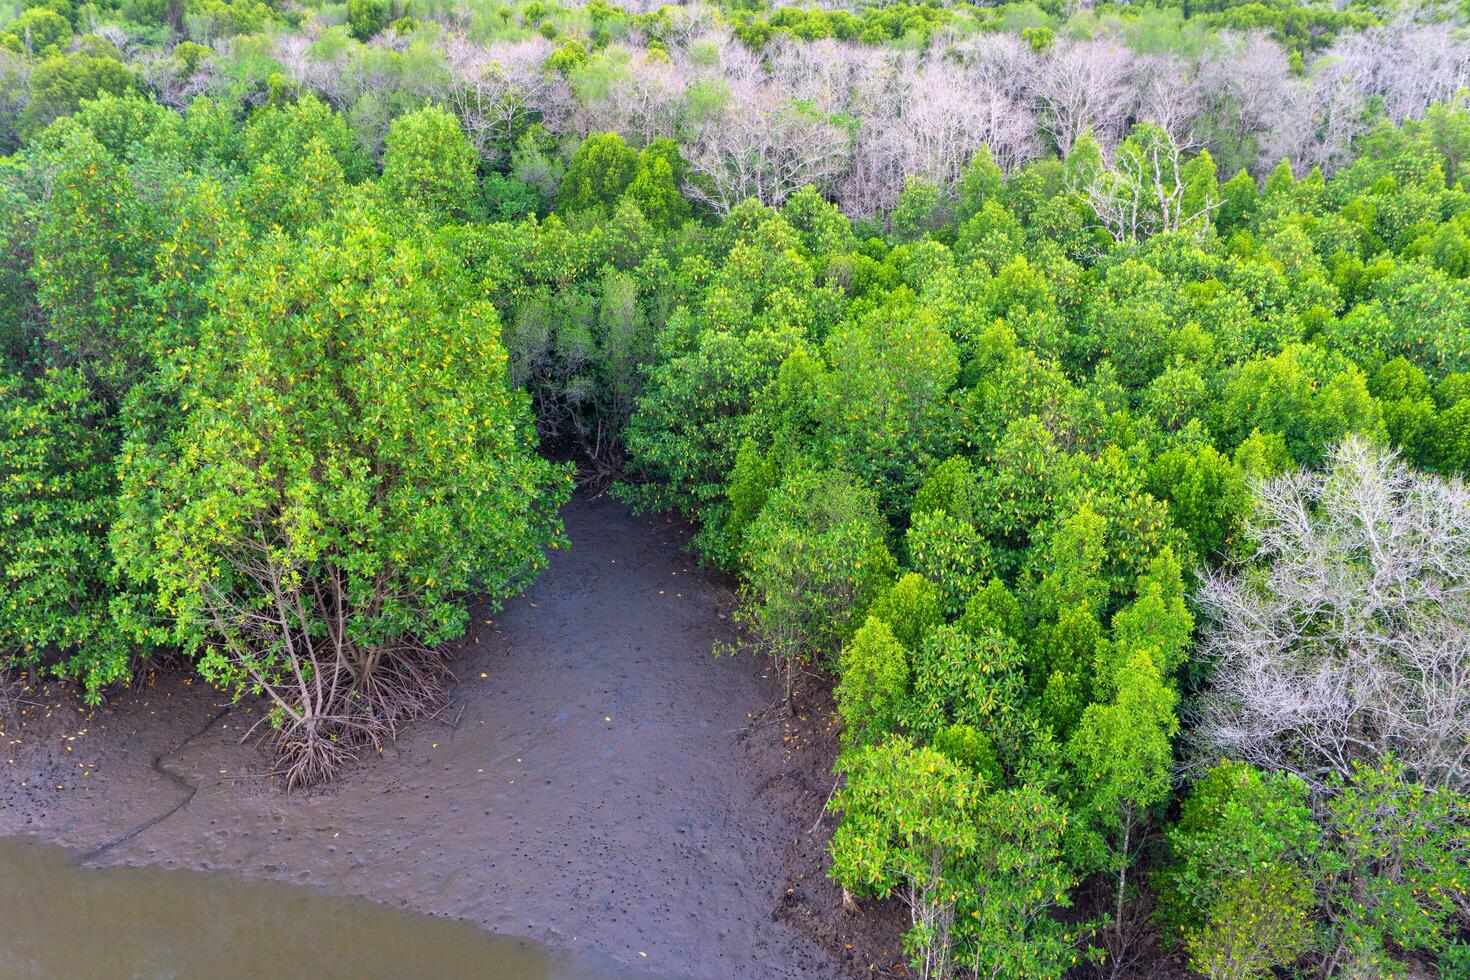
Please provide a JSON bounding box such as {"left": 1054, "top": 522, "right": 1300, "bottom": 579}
{"left": 1, "top": 496, "right": 906, "bottom": 978}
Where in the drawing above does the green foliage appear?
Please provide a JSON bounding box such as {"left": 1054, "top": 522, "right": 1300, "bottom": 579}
{"left": 911, "top": 455, "right": 979, "bottom": 525}
{"left": 558, "top": 132, "right": 639, "bottom": 214}
{"left": 242, "top": 94, "right": 372, "bottom": 184}
{"left": 724, "top": 435, "right": 777, "bottom": 549}
{"left": 1316, "top": 762, "right": 1470, "bottom": 974}
{"left": 836, "top": 616, "right": 909, "bottom": 753}
{"left": 958, "top": 146, "right": 1005, "bottom": 223}
{"left": 891, "top": 177, "right": 954, "bottom": 243}
{"left": 1218, "top": 343, "right": 1386, "bottom": 466}
{"left": 347, "top": 0, "right": 391, "bottom": 40}
{"left": 0, "top": 368, "right": 132, "bottom": 699}
{"left": 904, "top": 509, "right": 991, "bottom": 618}
{"left": 1066, "top": 644, "right": 1178, "bottom": 918}
{"left": 624, "top": 324, "right": 805, "bottom": 522}
{"left": 479, "top": 172, "right": 542, "bottom": 222}
{"left": 381, "top": 106, "right": 479, "bottom": 222}
{"left": 31, "top": 125, "right": 155, "bottom": 398}
{"left": 21, "top": 52, "right": 133, "bottom": 137}
{"left": 623, "top": 138, "right": 689, "bottom": 229}
{"left": 902, "top": 624, "right": 1025, "bottom": 747}
{"left": 1216, "top": 169, "right": 1258, "bottom": 235}
{"left": 1, "top": 8, "right": 72, "bottom": 56}
{"left": 1188, "top": 867, "right": 1317, "bottom": 980}
{"left": 818, "top": 302, "right": 959, "bottom": 517}
{"left": 735, "top": 466, "right": 894, "bottom": 695}
{"left": 2, "top": 45, "right": 1469, "bottom": 974}
{"left": 951, "top": 784, "right": 1077, "bottom": 979}
{"left": 828, "top": 736, "right": 981, "bottom": 979}
{"left": 1147, "top": 444, "right": 1250, "bottom": 561}
{"left": 831, "top": 737, "right": 1075, "bottom": 980}
{"left": 1165, "top": 761, "right": 1470, "bottom": 978}
{"left": 1159, "top": 761, "right": 1319, "bottom": 976}
{"left": 866, "top": 571, "right": 943, "bottom": 653}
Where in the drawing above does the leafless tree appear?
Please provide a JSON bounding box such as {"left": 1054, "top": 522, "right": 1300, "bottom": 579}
{"left": 634, "top": 2, "right": 715, "bottom": 47}
{"left": 1330, "top": 13, "right": 1470, "bottom": 124}
{"left": 1258, "top": 16, "right": 1470, "bottom": 176}
{"left": 1195, "top": 31, "right": 1295, "bottom": 172}
{"left": 1034, "top": 36, "right": 1137, "bottom": 154}
{"left": 577, "top": 47, "right": 688, "bottom": 145}
{"left": 91, "top": 23, "right": 134, "bottom": 57}
{"left": 793, "top": 44, "right": 906, "bottom": 216}
{"left": 900, "top": 58, "right": 1039, "bottom": 190}
{"left": 948, "top": 30, "right": 1035, "bottom": 104}
{"left": 1257, "top": 57, "right": 1368, "bottom": 176}
{"left": 683, "top": 80, "right": 850, "bottom": 213}
{"left": 701, "top": 29, "right": 766, "bottom": 88}
{"left": 133, "top": 51, "right": 214, "bottom": 109}
{"left": 1192, "top": 437, "right": 1470, "bottom": 795}
{"left": 434, "top": 36, "right": 565, "bottom": 163}
{"left": 831, "top": 39, "right": 1040, "bottom": 216}
{"left": 837, "top": 116, "right": 905, "bottom": 217}
{"left": 766, "top": 36, "right": 888, "bottom": 117}
{"left": 1079, "top": 124, "right": 1219, "bottom": 242}
{"left": 274, "top": 32, "right": 349, "bottom": 108}
{"left": 1137, "top": 53, "right": 1202, "bottom": 144}
{"left": 0, "top": 49, "right": 28, "bottom": 150}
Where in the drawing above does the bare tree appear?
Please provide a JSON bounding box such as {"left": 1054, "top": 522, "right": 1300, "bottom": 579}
{"left": 0, "top": 48, "right": 31, "bottom": 149}
{"left": 1034, "top": 36, "right": 1137, "bottom": 154}
{"left": 707, "top": 29, "right": 767, "bottom": 88}
{"left": 577, "top": 47, "right": 688, "bottom": 146}
{"left": 900, "top": 58, "right": 1039, "bottom": 189}
{"left": 435, "top": 36, "right": 565, "bottom": 163}
{"left": 1257, "top": 56, "right": 1368, "bottom": 176}
{"left": 766, "top": 36, "right": 889, "bottom": 117}
{"left": 273, "top": 31, "right": 351, "bottom": 108}
{"left": 1330, "top": 13, "right": 1470, "bottom": 124}
{"left": 133, "top": 49, "right": 220, "bottom": 110}
{"left": 806, "top": 44, "right": 909, "bottom": 216}
{"left": 1079, "top": 124, "right": 1219, "bottom": 242}
{"left": 1196, "top": 31, "right": 1295, "bottom": 172}
{"left": 832, "top": 39, "right": 1039, "bottom": 216}
{"left": 634, "top": 2, "right": 715, "bottom": 48}
{"left": 948, "top": 30, "right": 1035, "bottom": 104}
{"left": 1258, "top": 16, "right": 1470, "bottom": 177}
{"left": 683, "top": 80, "right": 850, "bottom": 213}
{"left": 1192, "top": 437, "right": 1470, "bottom": 794}
{"left": 1137, "top": 53, "right": 1202, "bottom": 143}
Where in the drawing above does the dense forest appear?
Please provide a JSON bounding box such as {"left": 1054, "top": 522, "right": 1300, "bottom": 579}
{"left": 2, "top": 0, "right": 1470, "bottom": 974}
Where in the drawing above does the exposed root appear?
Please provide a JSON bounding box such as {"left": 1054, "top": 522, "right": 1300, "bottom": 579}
{"left": 273, "top": 725, "right": 356, "bottom": 791}
{"left": 0, "top": 669, "right": 15, "bottom": 724}
{"left": 352, "top": 642, "right": 453, "bottom": 737}
{"left": 258, "top": 641, "right": 454, "bottom": 790}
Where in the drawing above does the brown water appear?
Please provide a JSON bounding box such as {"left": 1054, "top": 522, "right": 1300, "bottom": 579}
{"left": 0, "top": 836, "right": 634, "bottom": 979}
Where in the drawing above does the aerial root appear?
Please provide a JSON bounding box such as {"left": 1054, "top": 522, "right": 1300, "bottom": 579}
{"left": 265, "top": 642, "right": 453, "bottom": 790}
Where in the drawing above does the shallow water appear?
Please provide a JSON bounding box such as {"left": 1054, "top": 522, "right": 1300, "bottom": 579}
{"left": 0, "top": 836, "right": 632, "bottom": 979}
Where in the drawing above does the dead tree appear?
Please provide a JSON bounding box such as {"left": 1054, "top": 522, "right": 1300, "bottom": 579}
{"left": 1192, "top": 437, "right": 1470, "bottom": 794}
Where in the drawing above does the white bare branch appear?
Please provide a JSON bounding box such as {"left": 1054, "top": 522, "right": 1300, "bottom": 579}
{"left": 1192, "top": 437, "right": 1470, "bottom": 795}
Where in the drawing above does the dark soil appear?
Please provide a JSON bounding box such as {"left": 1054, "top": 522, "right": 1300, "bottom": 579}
{"left": 0, "top": 495, "right": 906, "bottom": 978}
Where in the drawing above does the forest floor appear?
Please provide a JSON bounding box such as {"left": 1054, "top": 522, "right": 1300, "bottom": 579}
{"left": 0, "top": 494, "right": 909, "bottom": 979}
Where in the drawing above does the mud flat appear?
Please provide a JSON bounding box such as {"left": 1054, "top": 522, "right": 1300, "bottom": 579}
{"left": 0, "top": 496, "right": 907, "bottom": 978}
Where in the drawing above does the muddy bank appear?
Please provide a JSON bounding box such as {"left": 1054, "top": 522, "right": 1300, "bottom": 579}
{"left": 1, "top": 495, "right": 907, "bottom": 978}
